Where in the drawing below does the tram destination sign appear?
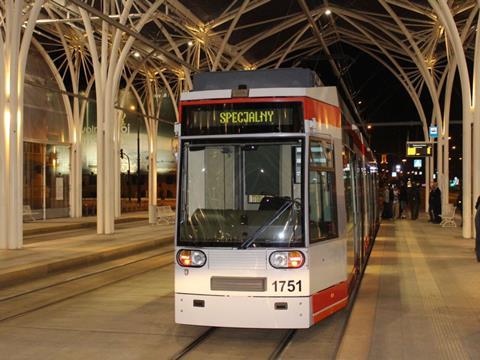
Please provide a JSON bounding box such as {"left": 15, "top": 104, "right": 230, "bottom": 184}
{"left": 406, "top": 141, "right": 433, "bottom": 157}
{"left": 181, "top": 102, "right": 303, "bottom": 135}
{"left": 219, "top": 110, "right": 274, "bottom": 125}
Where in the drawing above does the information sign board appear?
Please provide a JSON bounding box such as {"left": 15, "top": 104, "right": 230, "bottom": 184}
{"left": 406, "top": 142, "right": 433, "bottom": 157}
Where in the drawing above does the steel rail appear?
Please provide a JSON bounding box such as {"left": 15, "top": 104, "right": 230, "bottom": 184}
{"left": 268, "top": 329, "right": 297, "bottom": 360}
{"left": 0, "top": 247, "right": 174, "bottom": 323}
{"left": 170, "top": 327, "right": 218, "bottom": 360}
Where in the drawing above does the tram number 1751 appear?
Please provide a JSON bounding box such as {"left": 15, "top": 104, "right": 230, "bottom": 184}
{"left": 272, "top": 280, "right": 302, "bottom": 292}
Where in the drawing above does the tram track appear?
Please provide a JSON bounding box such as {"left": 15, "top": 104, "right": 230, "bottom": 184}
{"left": 0, "top": 246, "right": 174, "bottom": 323}
{"left": 268, "top": 329, "right": 297, "bottom": 360}
{"left": 170, "top": 327, "right": 218, "bottom": 360}
{"left": 170, "top": 327, "right": 297, "bottom": 360}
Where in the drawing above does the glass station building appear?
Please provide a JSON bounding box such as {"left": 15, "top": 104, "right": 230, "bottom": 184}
{"left": 23, "top": 48, "right": 176, "bottom": 221}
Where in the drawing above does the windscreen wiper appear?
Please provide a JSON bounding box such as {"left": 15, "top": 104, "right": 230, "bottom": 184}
{"left": 238, "top": 200, "right": 294, "bottom": 249}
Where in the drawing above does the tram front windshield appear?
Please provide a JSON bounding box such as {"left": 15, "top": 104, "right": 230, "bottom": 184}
{"left": 178, "top": 139, "right": 304, "bottom": 248}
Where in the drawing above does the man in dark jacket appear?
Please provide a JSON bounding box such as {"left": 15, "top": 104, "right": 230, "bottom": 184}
{"left": 409, "top": 183, "right": 421, "bottom": 220}
{"left": 429, "top": 183, "right": 442, "bottom": 223}
{"left": 399, "top": 183, "right": 408, "bottom": 219}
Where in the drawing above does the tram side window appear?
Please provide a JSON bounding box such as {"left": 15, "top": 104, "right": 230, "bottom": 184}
{"left": 309, "top": 140, "right": 338, "bottom": 242}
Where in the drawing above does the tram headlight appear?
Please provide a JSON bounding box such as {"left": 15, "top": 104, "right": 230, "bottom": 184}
{"left": 269, "top": 251, "right": 305, "bottom": 269}
{"left": 177, "top": 249, "right": 207, "bottom": 267}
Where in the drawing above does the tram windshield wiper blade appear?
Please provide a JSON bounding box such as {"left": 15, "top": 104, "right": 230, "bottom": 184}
{"left": 238, "top": 200, "right": 294, "bottom": 249}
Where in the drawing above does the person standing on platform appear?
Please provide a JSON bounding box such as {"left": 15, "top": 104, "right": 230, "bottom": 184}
{"left": 392, "top": 185, "right": 400, "bottom": 221}
{"left": 382, "top": 185, "right": 392, "bottom": 219}
{"left": 475, "top": 196, "right": 480, "bottom": 262}
{"left": 456, "top": 190, "right": 463, "bottom": 226}
{"left": 428, "top": 184, "right": 435, "bottom": 222}
{"left": 399, "top": 182, "right": 408, "bottom": 219}
{"left": 409, "top": 183, "right": 420, "bottom": 220}
{"left": 429, "top": 182, "right": 442, "bottom": 223}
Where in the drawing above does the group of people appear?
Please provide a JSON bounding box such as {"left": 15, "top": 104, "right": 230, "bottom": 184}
{"left": 382, "top": 182, "right": 421, "bottom": 220}
{"left": 382, "top": 181, "right": 445, "bottom": 224}
{"left": 382, "top": 181, "right": 480, "bottom": 262}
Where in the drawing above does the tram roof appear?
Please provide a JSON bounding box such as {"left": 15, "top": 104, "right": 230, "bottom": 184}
{"left": 192, "top": 68, "right": 321, "bottom": 91}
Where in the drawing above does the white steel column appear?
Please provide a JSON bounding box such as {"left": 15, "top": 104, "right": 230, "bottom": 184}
{"left": 79, "top": 0, "right": 163, "bottom": 234}
{"left": 436, "top": 130, "right": 443, "bottom": 190}
{"left": 472, "top": 10, "right": 480, "bottom": 238}
{"left": 71, "top": 101, "right": 83, "bottom": 218}
{"left": 0, "top": 0, "right": 44, "bottom": 249}
{"left": 429, "top": 0, "right": 475, "bottom": 238}
{"left": 114, "top": 110, "right": 122, "bottom": 218}
{"left": 143, "top": 72, "right": 159, "bottom": 225}
{"left": 148, "top": 123, "right": 158, "bottom": 224}
{"left": 425, "top": 156, "right": 431, "bottom": 212}
{"left": 441, "top": 62, "right": 457, "bottom": 213}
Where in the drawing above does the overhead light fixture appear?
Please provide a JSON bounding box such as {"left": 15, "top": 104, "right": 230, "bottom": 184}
{"left": 187, "top": 40, "right": 194, "bottom": 47}
{"left": 325, "top": 9, "right": 332, "bottom": 15}
{"left": 367, "top": 124, "right": 372, "bottom": 130}
{"left": 133, "top": 51, "right": 141, "bottom": 59}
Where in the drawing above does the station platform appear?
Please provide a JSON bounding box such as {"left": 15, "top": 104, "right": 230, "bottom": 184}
{"left": 23, "top": 211, "right": 149, "bottom": 237}
{"left": 1, "top": 218, "right": 174, "bottom": 288}
{"left": 338, "top": 215, "right": 480, "bottom": 359}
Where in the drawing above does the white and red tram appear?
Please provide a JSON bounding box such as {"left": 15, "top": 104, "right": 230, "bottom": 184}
{"left": 174, "top": 69, "right": 379, "bottom": 329}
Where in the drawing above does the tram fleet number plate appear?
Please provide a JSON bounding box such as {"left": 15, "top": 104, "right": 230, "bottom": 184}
{"left": 272, "top": 280, "right": 302, "bottom": 292}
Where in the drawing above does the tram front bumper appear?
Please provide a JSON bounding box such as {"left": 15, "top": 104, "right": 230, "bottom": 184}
{"left": 175, "top": 293, "right": 311, "bottom": 329}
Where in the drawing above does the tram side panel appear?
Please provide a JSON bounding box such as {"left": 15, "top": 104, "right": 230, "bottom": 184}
{"left": 305, "top": 99, "right": 349, "bottom": 324}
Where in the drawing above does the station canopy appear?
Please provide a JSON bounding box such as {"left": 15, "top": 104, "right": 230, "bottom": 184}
{"left": 27, "top": 0, "right": 479, "bottom": 129}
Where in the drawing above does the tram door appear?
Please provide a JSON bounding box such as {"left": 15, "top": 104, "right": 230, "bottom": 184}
{"left": 352, "top": 155, "right": 365, "bottom": 269}
{"left": 343, "top": 146, "right": 357, "bottom": 275}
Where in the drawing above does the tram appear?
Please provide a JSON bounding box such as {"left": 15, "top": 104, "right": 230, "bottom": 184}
{"left": 174, "top": 68, "right": 379, "bottom": 329}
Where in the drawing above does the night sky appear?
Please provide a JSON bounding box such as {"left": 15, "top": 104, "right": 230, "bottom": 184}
{"left": 296, "top": 42, "right": 464, "bottom": 179}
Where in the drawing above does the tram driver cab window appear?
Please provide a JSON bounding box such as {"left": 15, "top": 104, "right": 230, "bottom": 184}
{"left": 180, "top": 140, "right": 304, "bottom": 248}
{"left": 309, "top": 139, "right": 338, "bottom": 242}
